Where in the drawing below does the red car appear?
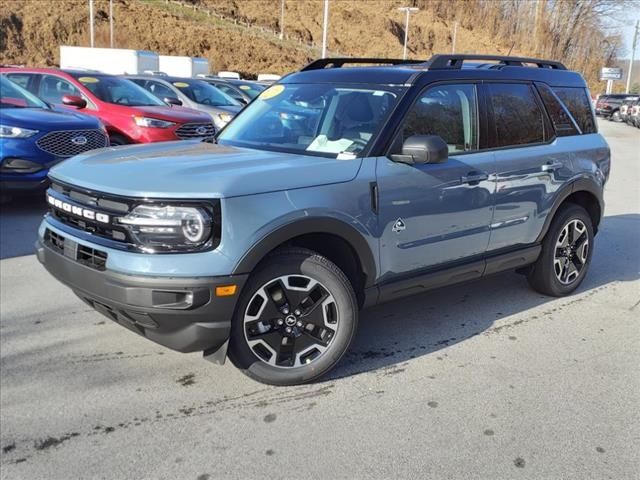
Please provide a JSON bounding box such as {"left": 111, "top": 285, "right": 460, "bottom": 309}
{"left": 1, "top": 67, "right": 215, "bottom": 145}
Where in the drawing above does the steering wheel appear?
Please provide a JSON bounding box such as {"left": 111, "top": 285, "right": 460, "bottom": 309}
{"left": 113, "top": 96, "right": 129, "bottom": 105}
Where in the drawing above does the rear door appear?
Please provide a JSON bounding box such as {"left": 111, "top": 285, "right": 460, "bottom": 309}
{"left": 483, "top": 82, "right": 567, "bottom": 252}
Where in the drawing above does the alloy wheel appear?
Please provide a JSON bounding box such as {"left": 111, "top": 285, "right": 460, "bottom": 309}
{"left": 243, "top": 275, "right": 339, "bottom": 368}
{"left": 554, "top": 219, "right": 589, "bottom": 285}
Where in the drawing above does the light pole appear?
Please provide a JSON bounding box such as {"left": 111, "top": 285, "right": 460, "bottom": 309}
{"left": 109, "top": 0, "right": 114, "bottom": 48}
{"left": 89, "top": 0, "right": 95, "bottom": 48}
{"left": 398, "top": 6, "right": 418, "bottom": 60}
{"left": 321, "top": 0, "right": 329, "bottom": 58}
{"left": 626, "top": 19, "right": 638, "bottom": 94}
{"left": 279, "top": 0, "right": 285, "bottom": 40}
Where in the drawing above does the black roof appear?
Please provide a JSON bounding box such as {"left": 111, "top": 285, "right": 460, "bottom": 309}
{"left": 283, "top": 54, "right": 587, "bottom": 88}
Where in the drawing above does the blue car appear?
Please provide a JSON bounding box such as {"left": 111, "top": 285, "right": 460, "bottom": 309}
{"left": 0, "top": 75, "right": 108, "bottom": 195}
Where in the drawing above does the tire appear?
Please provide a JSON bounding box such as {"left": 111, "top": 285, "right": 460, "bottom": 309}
{"left": 611, "top": 110, "right": 621, "bottom": 122}
{"left": 527, "top": 204, "right": 594, "bottom": 297}
{"left": 228, "top": 248, "right": 358, "bottom": 386}
{"left": 108, "top": 134, "right": 129, "bottom": 146}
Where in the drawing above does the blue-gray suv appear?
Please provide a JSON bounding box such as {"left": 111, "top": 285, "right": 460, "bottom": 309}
{"left": 37, "top": 55, "right": 610, "bottom": 385}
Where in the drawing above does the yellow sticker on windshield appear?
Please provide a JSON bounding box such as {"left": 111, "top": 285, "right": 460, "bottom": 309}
{"left": 259, "top": 84, "right": 284, "bottom": 100}
{"left": 239, "top": 85, "right": 251, "bottom": 90}
{"left": 173, "top": 82, "right": 189, "bottom": 88}
{"left": 78, "top": 76, "right": 99, "bottom": 83}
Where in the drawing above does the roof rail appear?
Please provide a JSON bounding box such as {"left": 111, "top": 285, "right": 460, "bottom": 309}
{"left": 428, "top": 54, "right": 566, "bottom": 70}
{"left": 300, "top": 57, "right": 424, "bottom": 71}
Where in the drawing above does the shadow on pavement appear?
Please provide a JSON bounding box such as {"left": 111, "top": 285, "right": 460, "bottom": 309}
{"left": 327, "top": 213, "right": 640, "bottom": 381}
{"left": 0, "top": 196, "right": 47, "bottom": 260}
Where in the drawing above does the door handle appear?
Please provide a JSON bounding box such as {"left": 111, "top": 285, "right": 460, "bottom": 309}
{"left": 461, "top": 171, "right": 489, "bottom": 185}
{"left": 541, "top": 161, "right": 563, "bottom": 172}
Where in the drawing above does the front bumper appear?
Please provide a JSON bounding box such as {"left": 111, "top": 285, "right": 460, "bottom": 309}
{"left": 0, "top": 177, "right": 49, "bottom": 193}
{"left": 36, "top": 238, "right": 247, "bottom": 354}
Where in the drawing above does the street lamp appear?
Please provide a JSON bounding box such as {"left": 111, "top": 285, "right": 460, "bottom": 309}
{"left": 321, "top": 0, "right": 330, "bottom": 58}
{"left": 89, "top": 0, "right": 95, "bottom": 48}
{"left": 397, "top": 6, "right": 418, "bottom": 60}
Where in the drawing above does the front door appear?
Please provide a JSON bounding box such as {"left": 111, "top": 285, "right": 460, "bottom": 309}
{"left": 377, "top": 83, "right": 496, "bottom": 282}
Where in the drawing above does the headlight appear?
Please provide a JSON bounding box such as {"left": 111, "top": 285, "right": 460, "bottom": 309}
{"left": 0, "top": 125, "right": 38, "bottom": 138}
{"left": 213, "top": 112, "right": 233, "bottom": 128}
{"left": 117, "top": 204, "right": 214, "bottom": 252}
{"left": 133, "top": 116, "right": 176, "bottom": 128}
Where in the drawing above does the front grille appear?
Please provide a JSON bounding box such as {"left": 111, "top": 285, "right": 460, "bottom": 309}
{"left": 48, "top": 181, "right": 133, "bottom": 247}
{"left": 36, "top": 129, "right": 108, "bottom": 158}
{"left": 175, "top": 122, "right": 216, "bottom": 140}
{"left": 45, "top": 229, "right": 108, "bottom": 270}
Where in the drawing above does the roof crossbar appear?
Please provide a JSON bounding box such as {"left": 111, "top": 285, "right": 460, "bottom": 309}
{"left": 300, "top": 57, "right": 424, "bottom": 71}
{"left": 428, "top": 54, "right": 566, "bottom": 70}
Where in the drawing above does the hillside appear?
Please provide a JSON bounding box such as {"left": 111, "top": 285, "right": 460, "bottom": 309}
{"left": 0, "top": 0, "right": 630, "bottom": 92}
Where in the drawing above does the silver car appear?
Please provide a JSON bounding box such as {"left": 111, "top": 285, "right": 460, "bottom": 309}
{"left": 126, "top": 75, "right": 242, "bottom": 131}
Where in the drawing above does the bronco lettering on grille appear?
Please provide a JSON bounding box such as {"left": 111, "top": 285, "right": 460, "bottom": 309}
{"left": 47, "top": 194, "right": 110, "bottom": 224}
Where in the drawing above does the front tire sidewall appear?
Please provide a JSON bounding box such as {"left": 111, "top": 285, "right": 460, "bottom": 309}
{"left": 229, "top": 251, "right": 358, "bottom": 386}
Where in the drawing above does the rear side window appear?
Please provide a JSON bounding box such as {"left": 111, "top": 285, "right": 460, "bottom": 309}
{"left": 5, "top": 73, "right": 35, "bottom": 90}
{"left": 487, "top": 83, "right": 544, "bottom": 147}
{"left": 536, "top": 83, "right": 579, "bottom": 137}
{"left": 552, "top": 87, "right": 597, "bottom": 134}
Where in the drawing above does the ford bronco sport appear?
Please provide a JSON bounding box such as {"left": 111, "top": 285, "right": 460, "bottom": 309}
{"left": 37, "top": 55, "right": 610, "bottom": 385}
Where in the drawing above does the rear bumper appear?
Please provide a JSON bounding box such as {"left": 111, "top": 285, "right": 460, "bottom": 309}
{"left": 36, "top": 238, "right": 247, "bottom": 354}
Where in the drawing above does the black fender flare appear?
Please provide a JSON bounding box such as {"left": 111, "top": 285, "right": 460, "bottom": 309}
{"left": 535, "top": 176, "right": 604, "bottom": 243}
{"left": 232, "top": 217, "right": 377, "bottom": 287}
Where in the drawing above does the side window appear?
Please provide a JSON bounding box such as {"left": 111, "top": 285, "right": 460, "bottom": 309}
{"left": 536, "top": 83, "right": 579, "bottom": 137}
{"left": 403, "top": 84, "right": 478, "bottom": 153}
{"left": 5, "top": 73, "right": 35, "bottom": 91}
{"left": 552, "top": 87, "right": 597, "bottom": 134}
{"left": 146, "top": 81, "right": 175, "bottom": 100}
{"left": 487, "top": 83, "right": 544, "bottom": 147}
{"left": 39, "top": 75, "right": 81, "bottom": 104}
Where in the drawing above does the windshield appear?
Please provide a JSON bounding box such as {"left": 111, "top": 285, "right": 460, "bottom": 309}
{"left": 217, "top": 84, "right": 402, "bottom": 157}
{"left": 0, "top": 75, "right": 48, "bottom": 109}
{"left": 170, "top": 79, "right": 241, "bottom": 107}
{"left": 69, "top": 73, "right": 166, "bottom": 106}
{"left": 229, "top": 81, "right": 266, "bottom": 99}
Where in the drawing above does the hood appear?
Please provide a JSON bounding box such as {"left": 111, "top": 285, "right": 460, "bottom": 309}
{"left": 216, "top": 105, "right": 242, "bottom": 114}
{"left": 190, "top": 104, "right": 241, "bottom": 117}
{"left": 108, "top": 104, "right": 211, "bottom": 123}
{"left": 0, "top": 107, "right": 101, "bottom": 130}
{"left": 49, "top": 141, "right": 362, "bottom": 199}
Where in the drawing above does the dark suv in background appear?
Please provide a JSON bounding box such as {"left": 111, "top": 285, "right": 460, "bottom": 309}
{"left": 38, "top": 54, "right": 610, "bottom": 385}
{"left": 595, "top": 93, "right": 631, "bottom": 121}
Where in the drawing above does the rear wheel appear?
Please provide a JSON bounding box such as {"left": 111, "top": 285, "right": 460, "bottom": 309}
{"left": 527, "top": 204, "right": 594, "bottom": 296}
{"left": 228, "top": 248, "right": 358, "bottom": 385}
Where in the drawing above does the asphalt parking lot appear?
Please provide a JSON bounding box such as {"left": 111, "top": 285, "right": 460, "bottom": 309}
{"left": 0, "top": 120, "right": 638, "bottom": 480}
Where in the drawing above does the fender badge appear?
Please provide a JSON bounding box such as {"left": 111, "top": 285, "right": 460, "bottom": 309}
{"left": 392, "top": 218, "right": 406, "bottom": 233}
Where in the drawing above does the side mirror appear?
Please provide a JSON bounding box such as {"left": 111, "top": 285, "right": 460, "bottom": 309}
{"left": 164, "top": 96, "right": 182, "bottom": 106}
{"left": 390, "top": 135, "right": 448, "bottom": 165}
{"left": 62, "top": 95, "right": 87, "bottom": 109}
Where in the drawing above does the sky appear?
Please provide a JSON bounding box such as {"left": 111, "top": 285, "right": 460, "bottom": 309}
{"left": 620, "top": 18, "right": 639, "bottom": 59}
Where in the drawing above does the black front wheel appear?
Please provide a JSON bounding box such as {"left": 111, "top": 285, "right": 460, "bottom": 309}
{"left": 228, "top": 248, "right": 358, "bottom": 386}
